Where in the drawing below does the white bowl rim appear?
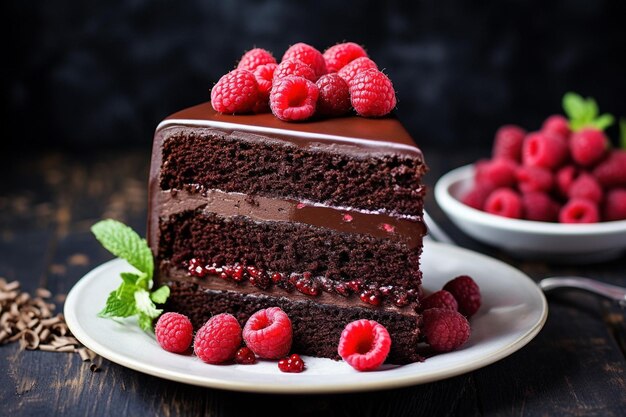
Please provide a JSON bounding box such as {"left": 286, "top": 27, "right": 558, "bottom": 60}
{"left": 434, "top": 164, "right": 626, "bottom": 236}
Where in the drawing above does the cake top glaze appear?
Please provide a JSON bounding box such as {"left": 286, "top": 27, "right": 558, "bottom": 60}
{"left": 157, "top": 102, "right": 423, "bottom": 157}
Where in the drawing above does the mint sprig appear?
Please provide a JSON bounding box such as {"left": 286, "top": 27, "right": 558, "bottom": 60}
{"left": 91, "top": 219, "right": 169, "bottom": 333}
{"left": 562, "top": 92, "right": 615, "bottom": 132}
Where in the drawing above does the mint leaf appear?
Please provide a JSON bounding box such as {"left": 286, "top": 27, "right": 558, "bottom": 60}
{"left": 150, "top": 286, "right": 170, "bottom": 304}
{"left": 98, "top": 290, "right": 137, "bottom": 318}
{"left": 92, "top": 219, "right": 169, "bottom": 334}
{"left": 620, "top": 118, "right": 626, "bottom": 150}
{"left": 135, "top": 289, "right": 162, "bottom": 319}
{"left": 563, "top": 92, "right": 586, "bottom": 120}
{"left": 138, "top": 313, "right": 154, "bottom": 332}
{"left": 591, "top": 114, "right": 615, "bottom": 131}
{"left": 120, "top": 272, "right": 141, "bottom": 286}
{"left": 91, "top": 219, "right": 154, "bottom": 280}
{"left": 563, "top": 92, "right": 614, "bottom": 132}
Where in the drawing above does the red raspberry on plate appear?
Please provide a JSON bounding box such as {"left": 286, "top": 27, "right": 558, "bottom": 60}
{"left": 475, "top": 158, "right": 518, "bottom": 188}
{"left": 461, "top": 182, "right": 496, "bottom": 210}
{"left": 568, "top": 173, "right": 603, "bottom": 204}
{"left": 282, "top": 43, "right": 326, "bottom": 79}
{"left": 484, "top": 188, "right": 523, "bottom": 219}
{"left": 338, "top": 57, "right": 378, "bottom": 85}
{"left": 522, "top": 131, "right": 568, "bottom": 169}
{"left": 542, "top": 115, "right": 571, "bottom": 140}
{"left": 521, "top": 192, "right": 560, "bottom": 222}
{"left": 155, "top": 312, "right": 193, "bottom": 353}
{"left": 273, "top": 59, "right": 317, "bottom": 82}
{"left": 570, "top": 128, "right": 608, "bottom": 167}
{"left": 323, "top": 42, "right": 368, "bottom": 73}
{"left": 420, "top": 290, "right": 458, "bottom": 312}
{"left": 349, "top": 69, "right": 396, "bottom": 117}
{"left": 237, "top": 48, "right": 277, "bottom": 71}
{"left": 211, "top": 69, "right": 259, "bottom": 114}
{"left": 422, "top": 308, "right": 471, "bottom": 352}
{"left": 443, "top": 275, "right": 481, "bottom": 317}
{"left": 278, "top": 353, "right": 305, "bottom": 373}
{"left": 194, "top": 313, "right": 242, "bottom": 364}
{"left": 316, "top": 73, "right": 351, "bottom": 116}
{"left": 234, "top": 347, "right": 256, "bottom": 365}
{"left": 338, "top": 319, "right": 391, "bottom": 371}
{"left": 492, "top": 125, "right": 526, "bottom": 162}
{"left": 604, "top": 188, "right": 626, "bottom": 221}
{"left": 269, "top": 76, "right": 319, "bottom": 122}
{"left": 556, "top": 165, "right": 580, "bottom": 197}
{"left": 559, "top": 198, "right": 599, "bottom": 223}
{"left": 243, "top": 307, "right": 292, "bottom": 359}
{"left": 593, "top": 150, "right": 626, "bottom": 188}
{"left": 516, "top": 166, "right": 554, "bottom": 193}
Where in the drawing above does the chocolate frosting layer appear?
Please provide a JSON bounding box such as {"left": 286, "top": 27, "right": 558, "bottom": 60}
{"left": 157, "top": 189, "right": 426, "bottom": 249}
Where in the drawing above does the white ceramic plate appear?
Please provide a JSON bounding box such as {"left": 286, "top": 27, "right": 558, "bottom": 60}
{"left": 435, "top": 164, "right": 626, "bottom": 262}
{"left": 65, "top": 241, "right": 547, "bottom": 394}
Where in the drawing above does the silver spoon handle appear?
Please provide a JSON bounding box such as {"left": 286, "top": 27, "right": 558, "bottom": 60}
{"left": 539, "top": 277, "right": 626, "bottom": 307}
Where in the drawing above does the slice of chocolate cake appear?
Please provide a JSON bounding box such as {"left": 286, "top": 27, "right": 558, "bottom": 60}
{"left": 148, "top": 102, "right": 428, "bottom": 364}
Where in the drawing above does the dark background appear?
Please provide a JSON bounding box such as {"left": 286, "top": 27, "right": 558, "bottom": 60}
{"left": 4, "top": 0, "right": 626, "bottom": 153}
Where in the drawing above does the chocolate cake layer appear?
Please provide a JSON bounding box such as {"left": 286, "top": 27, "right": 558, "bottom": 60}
{"left": 159, "top": 126, "right": 426, "bottom": 216}
{"left": 158, "top": 209, "right": 422, "bottom": 290}
{"left": 165, "top": 280, "right": 422, "bottom": 364}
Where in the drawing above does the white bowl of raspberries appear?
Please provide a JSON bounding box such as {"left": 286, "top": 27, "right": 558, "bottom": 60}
{"left": 435, "top": 93, "right": 626, "bottom": 262}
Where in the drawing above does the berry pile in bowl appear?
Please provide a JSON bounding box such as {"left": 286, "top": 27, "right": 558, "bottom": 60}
{"left": 210, "top": 42, "right": 397, "bottom": 121}
{"left": 435, "top": 93, "right": 626, "bottom": 262}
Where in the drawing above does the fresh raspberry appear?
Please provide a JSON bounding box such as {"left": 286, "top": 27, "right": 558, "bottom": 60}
{"left": 269, "top": 76, "right": 319, "bottom": 121}
{"left": 604, "top": 188, "right": 626, "bottom": 221}
{"left": 253, "top": 63, "right": 277, "bottom": 97}
{"left": 521, "top": 192, "right": 560, "bottom": 222}
{"left": 556, "top": 165, "right": 580, "bottom": 197}
{"left": 211, "top": 69, "right": 259, "bottom": 114}
{"left": 475, "top": 158, "right": 518, "bottom": 188}
{"left": 422, "top": 308, "right": 471, "bottom": 352}
{"left": 282, "top": 43, "right": 327, "bottom": 79}
{"left": 278, "top": 353, "right": 305, "bottom": 373}
{"left": 492, "top": 125, "right": 526, "bottom": 162}
{"left": 323, "top": 42, "right": 368, "bottom": 73}
{"left": 234, "top": 347, "right": 256, "bottom": 365}
{"left": 337, "top": 319, "right": 391, "bottom": 371}
{"left": 559, "top": 198, "right": 599, "bottom": 223}
{"left": 568, "top": 173, "right": 603, "bottom": 204}
{"left": 251, "top": 63, "right": 277, "bottom": 114}
{"left": 593, "top": 150, "right": 626, "bottom": 188}
{"left": 542, "top": 115, "right": 571, "bottom": 140}
{"left": 443, "top": 275, "right": 482, "bottom": 317}
{"left": 349, "top": 69, "right": 396, "bottom": 117}
{"left": 273, "top": 59, "right": 316, "bottom": 83}
{"left": 484, "top": 188, "right": 523, "bottom": 219}
{"left": 315, "top": 73, "right": 351, "bottom": 116}
{"left": 242, "top": 307, "right": 292, "bottom": 359}
{"left": 420, "top": 290, "right": 458, "bottom": 312}
{"left": 570, "top": 128, "right": 609, "bottom": 167}
{"left": 461, "top": 182, "right": 496, "bottom": 210}
{"left": 522, "top": 131, "right": 568, "bottom": 169}
{"left": 237, "top": 48, "right": 277, "bottom": 71}
{"left": 338, "top": 57, "right": 378, "bottom": 85}
{"left": 194, "top": 313, "right": 243, "bottom": 364}
{"left": 155, "top": 312, "right": 193, "bottom": 353}
{"left": 516, "top": 166, "right": 554, "bottom": 193}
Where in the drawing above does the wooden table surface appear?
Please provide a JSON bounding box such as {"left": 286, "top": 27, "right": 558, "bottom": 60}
{"left": 1, "top": 148, "right": 625, "bottom": 417}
